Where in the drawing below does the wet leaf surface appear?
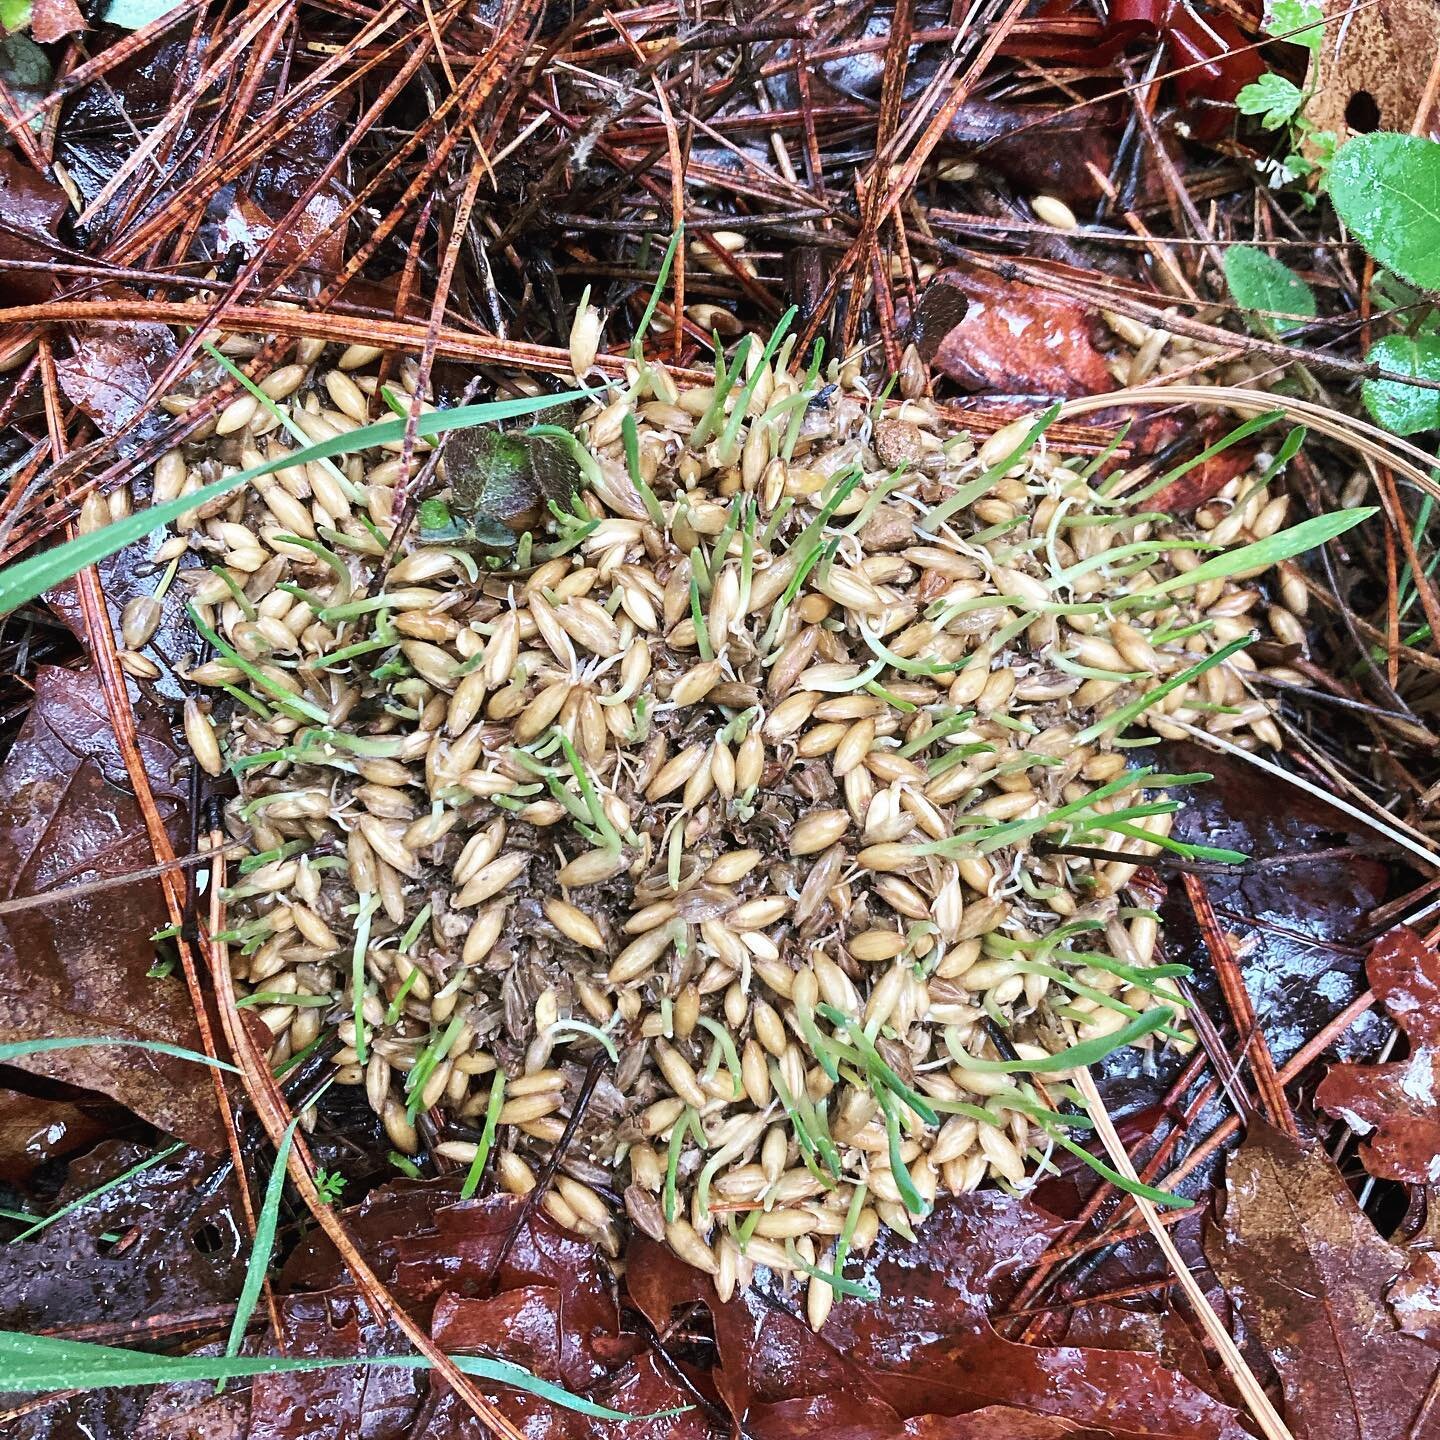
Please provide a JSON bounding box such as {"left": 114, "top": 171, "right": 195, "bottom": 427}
{"left": 259, "top": 1185, "right": 701, "bottom": 1440}
{"left": 629, "top": 1192, "right": 1249, "bottom": 1440}
{"left": 1316, "top": 927, "right": 1440, "bottom": 1183}
{"left": 922, "top": 267, "right": 1114, "bottom": 400}
{"left": 428, "top": 425, "right": 584, "bottom": 554}
{"left": 53, "top": 292, "right": 180, "bottom": 437}
{"left": 1093, "top": 744, "right": 1391, "bottom": 1122}
{"left": 0, "top": 1140, "right": 246, "bottom": 1332}
{"left": 1205, "top": 1120, "right": 1440, "bottom": 1440}
{"left": 0, "top": 149, "right": 67, "bottom": 306}
{"left": 0, "top": 665, "right": 220, "bottom": 1150}
{"left": 0, "top": 1081, "right": 112, "bottom": 1182}
{"left": 29, "top": 0, "right": 86, "bottom": 43}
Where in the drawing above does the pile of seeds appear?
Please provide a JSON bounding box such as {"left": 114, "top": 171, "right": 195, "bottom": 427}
{"left": 161, "top": 328, "right": 1315, "bottom": 1326}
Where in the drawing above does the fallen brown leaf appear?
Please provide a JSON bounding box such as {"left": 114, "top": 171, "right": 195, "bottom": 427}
{"left": 1304, "top": 0, "right": 1440, "bottom": 143}
{"left": 629, "top": 1192, "right": 1249, "bottom": 1440}
{"left": 0, "top": 150, "right": 68, "bottom": 306}
{"left": 29, "top": 0, "right": 86, "bottom": 43}
{"left": 54, "top": 289, "right": 180, "bottom": 435}
{"left": 1316, "top": 927, "right": 1440, "bottom": 1184}
{"left": 0, "top": 665, "right": 221, "bottom": 1150}
{"left": 1206, "top": 1120, "right": 1440, "bottom": 1440}
{"left": 922, "top": 267, "right": 1114, "bottom": 400}
{"left": 0, "top": 1082, "right": 110, "bottom": 1182}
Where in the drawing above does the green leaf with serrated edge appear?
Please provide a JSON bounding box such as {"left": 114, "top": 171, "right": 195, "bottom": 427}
{"left": 1362, "top": 334, "right": 1440, "bottom": 434}
{"left": 1267, "top": 0, "right": 1322, "bottom": 48}
{"left": 0, "top": 386, "right": 600, "bottom": 617}
{"left": 1235, "top": 74, "right": 1302, "bottom": 128}
{"left": 1223, "top": 248, "right": 1316, "bottom": 333}
{"left": 1328, "top": 133, "right": 1440, "bottom": 291}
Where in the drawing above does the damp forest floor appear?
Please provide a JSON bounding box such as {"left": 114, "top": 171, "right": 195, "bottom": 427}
{"left": 1, "top": 2, "right": 1440, "bottom": 1438}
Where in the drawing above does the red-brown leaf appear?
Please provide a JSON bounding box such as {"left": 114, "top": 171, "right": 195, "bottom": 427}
{"left": 923, "top": 268, "right": 1114, "bottom": 399}
{"left": 1316, "top": 927, "right": 1440, "bottom": 1183}
{"left": 628, "top": 1193, "right": 1249, "bottom": 1440}
{"left": 0, "top": 666, "right": 221, "bottom": 1150}
{"left": 1205, "top": 1120, "right": 1440, "bottom": 1440}
{"left": 0, "top": 1083, "right": 111, "bottom": 1181}
{"left": 30, "top": 0, "right": 87, "bottom": 43}
{"left": 54, "top": 292, "right": 179, "bottom": 434}
{"left": 0, "top": 151, "right": 68, "bottom": 305}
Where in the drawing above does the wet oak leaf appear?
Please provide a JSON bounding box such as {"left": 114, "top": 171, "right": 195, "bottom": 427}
{"left": 0, "top": 1083, "right": 110, "bottom": 1181}
{"left": 0, "top": 1140, "right": 246, "bottom": 1332}
{"left": 1316, "top": 926, "right": 1440, "bottom": 1183}
{"left": 1205, "top": 1120, "right": 1440, "bottom": 1440}
{"left": 628, "top": 1193, "right": 1248, "bottom": 1440}
{"left": 0, "top": 149, "right": 67, "bottom": 305}
{"left": 0, "top": 666, "right": 221, "bottom": 1150}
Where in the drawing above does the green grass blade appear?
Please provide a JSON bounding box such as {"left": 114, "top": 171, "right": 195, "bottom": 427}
{"left": 1071, "top": 637, "right": 1251, "bottom": 745}
{"left": 460, "top": 1072, "right": 506, "bottom": 1201}
{"left": 7, "top": 1142, "right": 184, "bottom": 1243}
{"left": 1147, "top": 508, "right": 1377, "bottom": 599}
{"left": 0, "top": 1037, "right": 240, "bottom": 1073}
{"left": 221, "top": 1116, "right": 300, "bottom": 1381}
{"left": 0, "top": 387, "right": 598, "bottom": 617}
{"left": 632, "top": 226, "right": 684, "bottom": 361}
{"left": 0, "top": 1331, "right": 689, "bottom": 1420}
{"left": 944, "top": 1006, "right": 1176, "bottom": 1073}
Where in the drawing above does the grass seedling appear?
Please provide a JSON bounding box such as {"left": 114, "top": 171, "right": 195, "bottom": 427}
{"left": 630, "top": 225, "right": 684, "bottom": 365}
{"left": 187, "top": 606, "right": 329, "bottom": 724}
{"left": 460, "top": 1072, "right": 507, "bottom": 1200}
{"left": 0, "top": 1036, "right": 240, "bottom": 1073}
{"left": 1111, "top": 410, "right": 1284, "bottom": 505}
{"left": 786, "top": 1238, "right": 879, "bottom": 1300}
{"left": 944, "top": 1007, "right": 1175, "bottom": 1075}
{"left": 405, "top": 1013, "right": 467, "bottom": 1121}
{"left": 690, "top": 573, "right": 715, "bottom": 660}
{"left": 920, "top": 403, "right": 1060, "bottom": 533}
{"left": 221, "top": 1107, "right": 308, "bottom": 1386}
{"left": 620, "top": 412, "right": 667, "bottom": 528}
{"left": 349, "top": 893, "right": 380, "bottom": 1066}
{"left": 1071, "top": 639, "right": 1251, "bottom": 745}
{"left": 548, "top": 1019, "right": 620, "bottom": 1063}
{"left": 664, "top": 1108, "right": 706, "bottom": 1223}
{"left": 695, "top": 1016, "right": 744, "bottom": 1099}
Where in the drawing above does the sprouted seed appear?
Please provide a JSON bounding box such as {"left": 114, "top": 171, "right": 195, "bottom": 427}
{"left": 164, "top": 328, "right": 1359, "bottom": 1327}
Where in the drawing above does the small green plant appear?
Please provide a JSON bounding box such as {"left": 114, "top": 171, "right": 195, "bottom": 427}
{"left": 1234, "top": 0, "right": 1334, "bottom": 190}
{"left": 313, "top": 1168, "right": 347, "bottom": 1206}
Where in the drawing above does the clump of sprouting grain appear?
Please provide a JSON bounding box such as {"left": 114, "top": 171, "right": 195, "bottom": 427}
{"left": 158, "top": 325, "right": 1310, "bottom": 1325}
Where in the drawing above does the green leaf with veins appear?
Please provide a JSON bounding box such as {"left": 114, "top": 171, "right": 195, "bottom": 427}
{"left": 1267, "top": 0, "right": 1323, "bottom": 49}
{"left": 1327, "top": 133, "right": 1440, "bottom": 291}
{"left": 1222, "top": 247, "right": 1317, "bottom": 333}
{"left": 1362, "top": 335, "right": 1440, "bottom": 434}
{"left": 1236, "top": 73, "right": 1303, "bottom": 129}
